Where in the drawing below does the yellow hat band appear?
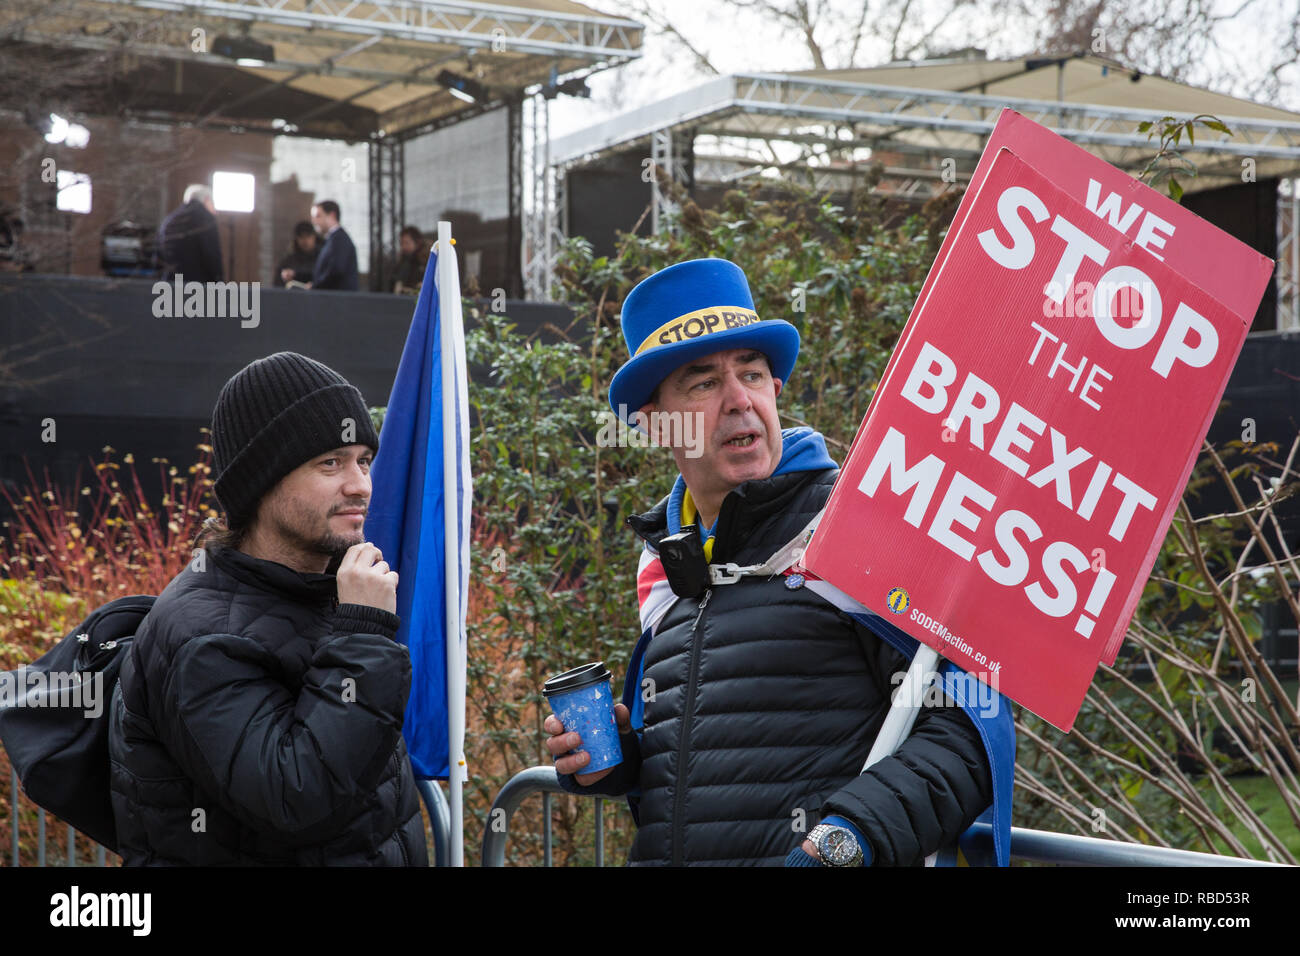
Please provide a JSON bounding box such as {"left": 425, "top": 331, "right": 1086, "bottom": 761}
{"left": 634, "top": 306, "right": 762, "bottom": 356}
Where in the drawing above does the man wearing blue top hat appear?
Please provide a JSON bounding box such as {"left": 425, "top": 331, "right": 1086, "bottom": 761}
{"left": 544, "top": 258, "right": 1007, "bottom": 866}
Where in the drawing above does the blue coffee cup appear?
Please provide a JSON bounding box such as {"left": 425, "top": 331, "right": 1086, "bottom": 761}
{"left": 544, "top": 662, "right": 622, "bottom": 775}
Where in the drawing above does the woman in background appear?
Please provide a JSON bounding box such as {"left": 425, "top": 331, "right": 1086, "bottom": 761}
{"left": 275, "top": 221, "right": 320, "bottom": 287}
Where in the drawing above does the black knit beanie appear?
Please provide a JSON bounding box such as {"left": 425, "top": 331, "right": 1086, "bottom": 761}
{"left": 211, "top": 352, "right": 380, "bottom": 529}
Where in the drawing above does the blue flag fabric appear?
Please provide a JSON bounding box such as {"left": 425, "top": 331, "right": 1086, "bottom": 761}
{"left": 367, "top": 248, "right": 470, "bottom": 781}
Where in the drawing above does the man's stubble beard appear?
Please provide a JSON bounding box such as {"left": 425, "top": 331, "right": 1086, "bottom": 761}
{"left": 272, "top": 495, "right": 363, "bottom": 563}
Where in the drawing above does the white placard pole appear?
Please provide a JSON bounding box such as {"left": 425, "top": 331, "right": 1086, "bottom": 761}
{"left": 862, "top": 644, "right": 941, "bottom": 771}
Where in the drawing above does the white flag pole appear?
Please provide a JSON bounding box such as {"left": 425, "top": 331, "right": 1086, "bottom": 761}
{"left": 437, "top": 221, "right": 468, "bottom": 866}
{"left": 807, "top": 577, "right": 945, "bottom": 772}
{"left": 806, "top": 579, "right": 947, "bottom": 864}
{"left": 863, "top": 643, "right": 945, "bottom": 866}
{"left": 862, "top": 644, "right": 940, "bottom": 770}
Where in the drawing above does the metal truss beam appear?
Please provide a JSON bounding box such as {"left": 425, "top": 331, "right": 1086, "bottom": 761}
{"left": 368, "top": 135, "right": 404, "bottom": 291}
{"left": 726, "top": 74, "right": 1300, "bottom": 160}
{"left": 552, "top": 73, "right": 1300, "bottom": 171}
{"left": 522, "top": 93, "right": 547, "bottom": 300}
{"left": 1279, "top": 179, "right": 1299, "bottom": 332}
{"left": 650, "top": 128, "right": 691, "bottom": 234}
{"left": 93, "top": 0, "right": 643, "bottom": 61}
{"left": 506, "top": 94, "right": 524, "bottom": 298}
{"left": 522, "top": 92, "right": 564, "bottom": 301}
{"left": 546, "top": 72, "right": 1300, "bottom": 316}
{"left": 15, "top": 29, "right": 451, "bottom": 86}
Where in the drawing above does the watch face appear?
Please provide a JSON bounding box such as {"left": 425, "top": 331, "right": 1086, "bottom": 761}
{"left": 824, "top": 830, "right": 852, "bottom": 864}
{"left": 816, "top": 827, "right": 860, "bottom": 866}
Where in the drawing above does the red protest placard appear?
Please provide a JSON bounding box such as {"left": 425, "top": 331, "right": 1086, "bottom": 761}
{"left": 802, "top": 144, "right": 1267, "bottom": 731}
{"left": 872, "top": 119, "right": 1276, "bottom": 660}
{"left": 932, "top": 109, "right": 1273, "bottom": 322}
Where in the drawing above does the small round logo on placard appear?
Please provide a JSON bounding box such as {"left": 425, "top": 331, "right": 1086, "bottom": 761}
{"left": 886, "top": 587, "right": 910, "bottom": 614}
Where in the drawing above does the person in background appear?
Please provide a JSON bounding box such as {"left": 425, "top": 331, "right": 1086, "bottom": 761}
{"left": 0, "top": 207, "right": 32, "bottom": 272}
{"left": 276, "top": 221, "right": 321, "bottom": 287}
{"left": 158, "top": 184, "right": 223, "bottom": 283}
{"left": 392, "top": 225, "right": 430, "bottom": 294}
{"left": 309, "top": 200, "right": 359, "bottom": 291}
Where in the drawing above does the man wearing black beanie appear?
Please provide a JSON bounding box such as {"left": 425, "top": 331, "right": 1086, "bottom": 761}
{"left": 108, "top": 352, "right": 428, "bottom": 865}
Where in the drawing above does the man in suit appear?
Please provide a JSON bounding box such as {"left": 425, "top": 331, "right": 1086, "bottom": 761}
{"left": 309, "top": 200, "right": 359, "bottom": 291}
{"left": 158, "top": 184, "right": 223, "bottom": 282}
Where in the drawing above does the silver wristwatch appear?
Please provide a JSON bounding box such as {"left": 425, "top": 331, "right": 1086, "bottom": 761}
{"left": 808, "top": 823, "right": 864, "bottom": 867}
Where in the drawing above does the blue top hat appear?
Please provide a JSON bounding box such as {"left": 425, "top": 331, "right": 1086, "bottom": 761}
{"left": 608, "top": 258, "right": 800, "bottom": 423}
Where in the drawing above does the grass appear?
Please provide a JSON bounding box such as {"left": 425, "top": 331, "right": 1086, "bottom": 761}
{"left": 1198, "top": 772, "right": 1300, "bottom": 862}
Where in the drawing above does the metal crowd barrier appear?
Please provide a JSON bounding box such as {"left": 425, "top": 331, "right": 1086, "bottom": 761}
{"left": 417, "top": 778, "right": 451, "bottom": 867}
{"left": 481, "top": 766, "right": 1289, "bottom": 867}
{"left": 963, "top": 822, "right": 1285, "bottom": 867}
{"left": 7, "top": 764, "right": 452, "bottom": 867}
{"left": 482, "top": 766, "right": 610, "bottom": 867}
{"left": 8, "top": 767, "right": 108, "bottom": 866}
{"left": 10, "top": 759, "right": 1286, "bottom": 867}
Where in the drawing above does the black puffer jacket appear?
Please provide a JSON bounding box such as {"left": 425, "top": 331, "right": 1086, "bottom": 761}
{"left": 108, "top": 544, "right": 427, "bottom": 866}
{"left": 561, "top": 466, "right": 992, "bottom": 866}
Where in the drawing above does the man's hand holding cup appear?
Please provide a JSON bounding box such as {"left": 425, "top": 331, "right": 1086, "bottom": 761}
{"left": 544, "top": 702, "right": 631, "bottom": 785}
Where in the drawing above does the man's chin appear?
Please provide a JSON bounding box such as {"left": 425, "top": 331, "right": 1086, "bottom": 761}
{"left": 317, "top": 530, "right": 363, "bottom": 562}
{"left": 718, "top": 450, "right": 781, "bottom": 485}
{"left": 719, "top": 465, "right": 774, "bottom": 490}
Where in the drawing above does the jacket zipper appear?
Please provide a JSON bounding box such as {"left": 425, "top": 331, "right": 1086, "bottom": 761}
{"left": 671, "top": 587, "right": 711, "bottom": 866}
